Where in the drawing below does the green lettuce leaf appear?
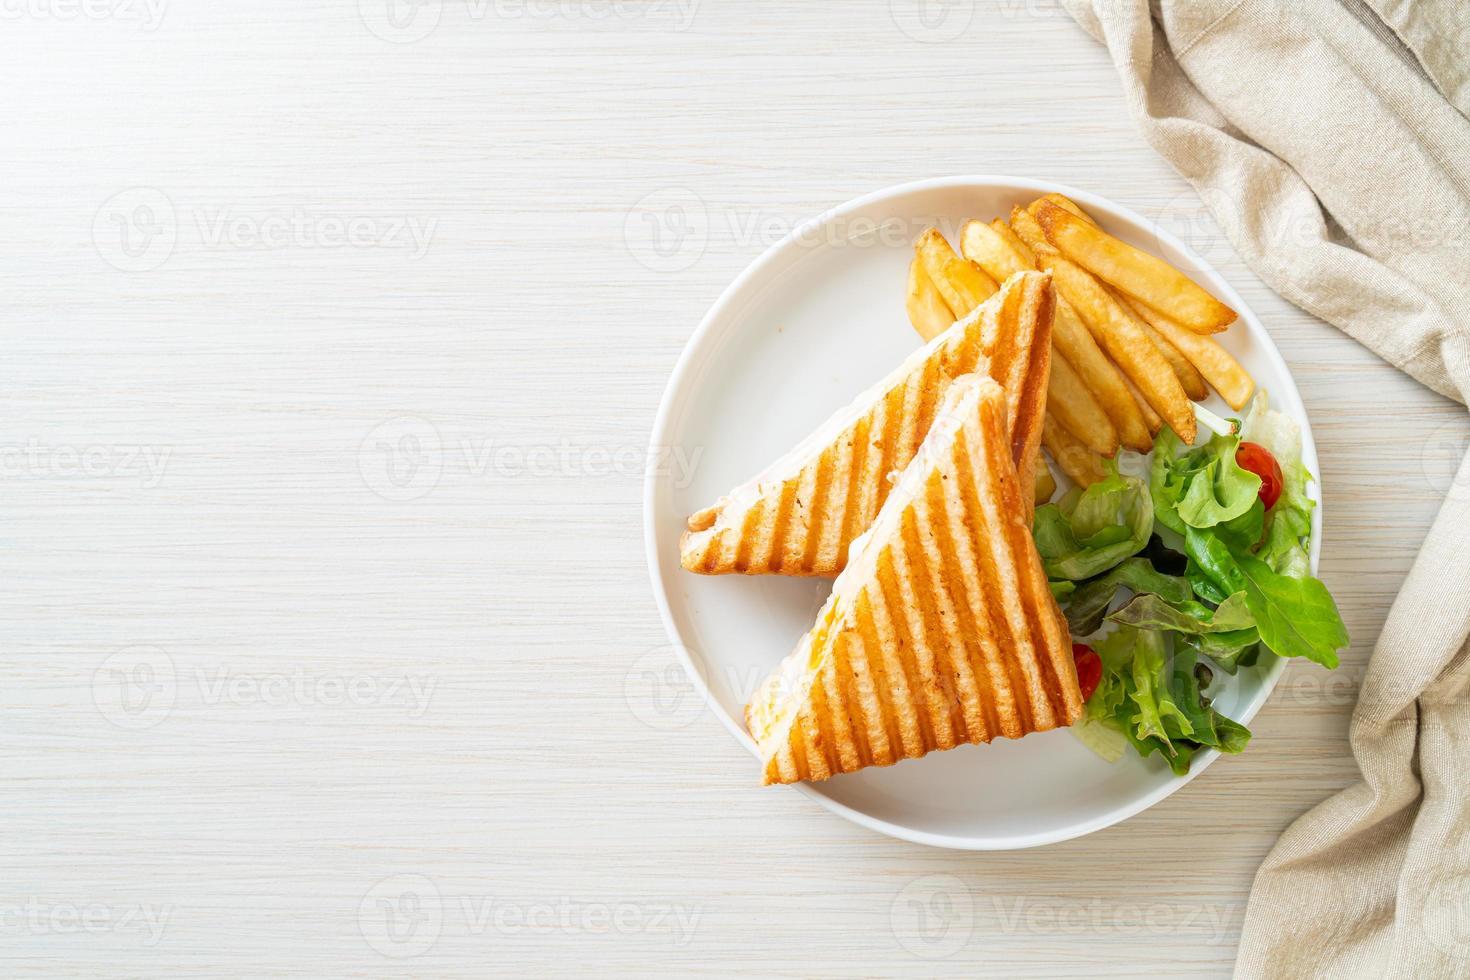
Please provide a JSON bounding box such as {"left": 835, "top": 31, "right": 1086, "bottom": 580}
{"left": 1150, "top": 428, "right": 1262, "bottom": 532}
{"left": 1233, "top": 551, "right": 1348, "bottom": 669}
{"left": 1108, "top": 591, "right": 1255, "bottom": 634}
{"left": 1214, "top": 498, "right": 1265, "bottom": 552}
{"left": 1062, "top": 558, "right": 1193, "bottom": 636}
{"left": 1179, "top": 630, "right": 1261, "bottom": 674}
{"left": 1120, "top": 627, "right": 1191, "bottom": 751}
{"left": 1034, "top": 460, "right": 1153, "bottom": 581}
{"left": 1184, "top": 525, "right": 1348, "bottom": 668}
{"left": 1085, "top": 628, "right": 1252, "bottom": 775}
{"left": 1186, "top": 559, "right": 1232, "bottom": 606}
{"left": 1149, "top": 428, "right": 1190, "bottom": 535}
{"left": 1167, "top": 648, "right": 1251, "bottom": 754}
{"left": 1176, "top": 434, "right": 1262, "bottom": 529}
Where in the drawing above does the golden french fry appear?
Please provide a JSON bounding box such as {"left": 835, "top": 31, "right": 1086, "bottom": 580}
{"left": 961, "top": 219, "right": 1032, "bottom": 283}
{"left": 1120, "top": 292, "right": 1209, "bottom": 399}
{"left": 1038, "top": 251, "right": 1197, "bottom": 443}
{"left": 905, "top": 256, "right": 955, "bottom": 341}
{"left": 981, "top": 214, "right": 1149, "bottom": 451}
{"left": 1009, "top": 206, "right": 1050, "bottom": 255}
{"left": 1031, "top": 193, "right": 1096, "bottom": 225}
{"left": 1049, "top": 353, "right": 1120, "bottom": 456}
{"left": 1121, "top": 294, "right": 1256, "bottom": 409}
{"left": 1034, "top": 201, "right": 1237, "bottom": 334}
{"left": 1120, "top": 372, "right": 1163, "bottom": 435}
{"left": 990, "top": 219, "right": 1037, "bottom": 268}
{"left": 1043, "top": 415, "right": 1107, "bottom": 488}
{"left": 915, "top": 228, "right": 997, "bottom": 318}
{"left": 1051, "top": 298, "right": 1153, "bottom": 453}
{"left": 1034, "top": 461, "right": 1057, "bottom": 506}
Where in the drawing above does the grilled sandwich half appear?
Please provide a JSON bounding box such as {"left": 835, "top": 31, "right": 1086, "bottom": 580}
{"left": 680, "top": 270, "right": 1054, "bottom": 577}
{"left": 745, "top": 374, "right": 1082, "bottom": 785}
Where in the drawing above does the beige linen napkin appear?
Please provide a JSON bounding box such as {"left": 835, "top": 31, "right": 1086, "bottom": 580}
{"left": 1060, "top": 0, "right": 1470, "bottom": 975}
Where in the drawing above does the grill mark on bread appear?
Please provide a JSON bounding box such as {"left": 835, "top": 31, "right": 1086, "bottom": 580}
{"left": 798, "top": 449, "right": 836, "bottom": 573}
{"left": 806, "top": 672, "right": 839, "bottom": 777}
{"left": 874, "top": 555, "right": 939, "bottom": 752}
{"left": 830, "top": 631, "right": 873, "bottom": 769}
{"left": 815, "top": 434, "right": 854, "bottom": 573}
{"left": 764, "top": 480, "right": 796, "bottom": 573}
{"left": 839, "top": 626, "right": 886, "bottom": 768}
{"left": 853, "top": 592, "right": 901, "bottom": 765}
{"left": 938, "top": 435, "right": 1022, "bottom": 739}
{"left": 739, "top": 285, "right": 1081, "bottom": 784}
{"left": 968, "top": 398, "right": 1048, "bottom": 731}
{"left": 998, "top": 434, "right": 1076, "bottom": 723}
{"left": 904, "top": 505, "right": 981, "bottom": 742}
{"left": 838, "top": 415, "right": 873, "bottom": 559}
{"left": 1000, "top": 478, "right": 1065, "bottom": 722}
{"left": 681, "top": 273, "right": 1052, "bottom": 578}
{"left": 889, "top": 512, "right": 959, "bottom": 747}
{"left": 867, "top": 571, "right": 924, "bottom": 760}
{"left": 821, "top": 647, "right": 861, "bottom": 773}
{"left": 733, "top": 499, "right": 763, "bottom": 573}
{"left": 1015, "top": 283, "right": 1053, "bottom": 469}
{"left": 989, "top": 395, "right": 1066, "bottom": 724}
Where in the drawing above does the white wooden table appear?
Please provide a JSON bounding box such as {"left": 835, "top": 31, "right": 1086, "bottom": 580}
{"left": 4, "top": 2, "right": 1465, "bottom": 975}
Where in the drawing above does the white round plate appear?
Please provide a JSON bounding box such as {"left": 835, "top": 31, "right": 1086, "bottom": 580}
{"left": 644, "top": 177, "right": 1319, "bottom": 849}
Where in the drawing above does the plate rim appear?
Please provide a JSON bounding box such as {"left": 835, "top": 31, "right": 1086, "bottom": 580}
{"left": 643, "top": 175, "right": 1320, "bottom": 850}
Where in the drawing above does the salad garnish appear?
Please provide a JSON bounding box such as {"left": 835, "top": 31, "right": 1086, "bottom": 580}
{"left": 1035, "top": 395, "right": 1348, "bottom": 773}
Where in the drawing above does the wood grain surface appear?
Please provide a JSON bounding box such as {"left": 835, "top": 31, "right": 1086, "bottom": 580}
{"left": 2, "top": 1, "right": 1465, "bottom": 976}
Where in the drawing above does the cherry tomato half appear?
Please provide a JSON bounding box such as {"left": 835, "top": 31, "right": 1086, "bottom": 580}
{"left": 1236, "top": 441, "right": 1284, "bottom": 511}
{"left": 1072, "top": 643, "right": 1102, "bottom": 703}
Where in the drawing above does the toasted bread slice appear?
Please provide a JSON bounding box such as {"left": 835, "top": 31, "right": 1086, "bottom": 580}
{"left": 745, "top": 374, "right": 1082, "bottom": 785}
{"left": 681, "top": 270, "right": 1054, "bottom": 577}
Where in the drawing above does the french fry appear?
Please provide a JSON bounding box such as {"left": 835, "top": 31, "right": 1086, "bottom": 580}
{"left": 987, "top": 213, "right": 1151, "bottom": 452}
{"left": 1049, "top": 353, "right": 1120, "bottom": 456}
{"left": 961, "top": 219, "right": 1032, "bottom": 283}
{"left": 1032, "top": 193, "right": 1096, "bottom": 225}
{"left": 1009, "top": 206, "right": 1050, "bottom": 255}
{"left": 1038, "top": 251, "right": 1197, "bottom": 443}
{"left": 991, "top": 220, "right": 1037, "bottom": 269}
{"left": 1051, "top": 298, "right": 1153, "bottom": 453}
{"left": 1034, "top": 201, "right": 1237, "bottom": 334}
{"left": 1043, "top": 415, "right": 1107, "bottom": 488}
{"left": 915, "top": 228, "right": 997, "bottom": 318}
{"left": 1120, "top": 294, "right": 1256, "bottom": 409}
{"left": 1120, "top": 372, "right": 1163, "bottom": 435}
{"left": 1120, "top": 294, "right": 1209, "bottom": 399}
{"left": 905, "top": 256, "right": 956, "bottom": 341}
{"left": 1034, "top": 462, "right": 1057, "bottom": 506}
